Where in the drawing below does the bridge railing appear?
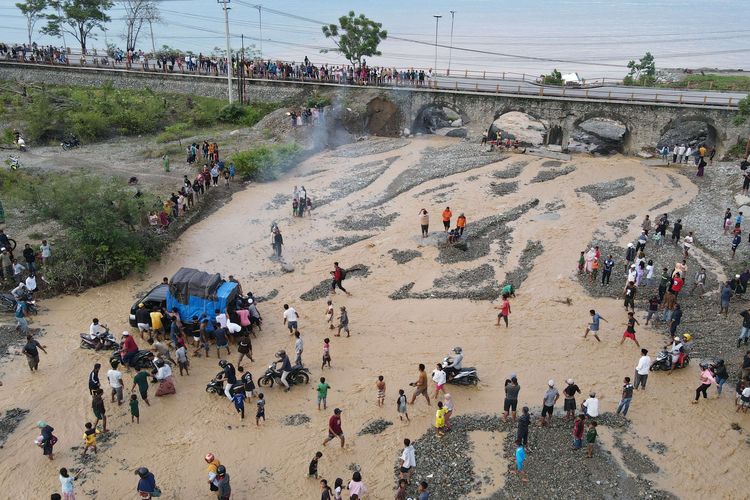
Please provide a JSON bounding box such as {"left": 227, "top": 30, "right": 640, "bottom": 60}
{"left": 0, "top": 55, "right": 740, "bottom": 109}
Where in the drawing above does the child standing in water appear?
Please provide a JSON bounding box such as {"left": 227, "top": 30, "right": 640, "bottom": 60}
{"left": 376, "top": 376, "right": 386, "bottom": 407}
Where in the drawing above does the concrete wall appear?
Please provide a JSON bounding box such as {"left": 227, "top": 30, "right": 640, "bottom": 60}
{"left": 0, "top": 62, "right": 744, "bottom": 154}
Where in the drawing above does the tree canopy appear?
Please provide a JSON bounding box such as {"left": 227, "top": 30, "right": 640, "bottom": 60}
{"left": 16, "top": 0, "right": 48, "bottom": 47}
{"left": 121, "top": 0, "right": 160, "bottom": 52}
{"left": 42, "top": 0, "right": 114, "bottom": 54}
{"left": 321, "top": 11, "right": 387, "bottom": 68}
{"left": 624, "top": 52, "right": 656, "bottom": 85}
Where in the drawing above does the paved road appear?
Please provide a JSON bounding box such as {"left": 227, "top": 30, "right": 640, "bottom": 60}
{"left": 1, "top": 59, "right": 744, "bottom": 108}
{"left": 433, "top": 75, "right": 745, "bottom": 106}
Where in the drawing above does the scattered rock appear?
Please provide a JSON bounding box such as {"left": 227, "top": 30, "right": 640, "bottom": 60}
{"left": 300, "top": 265, "right": 371, "bottom": 301}
{"left": 388, "top": 249, "right": 422, "bottom": 264}
{"left": 335, "top": 212, "right": 399, "bottom": 232}
{"left": 647, "top": 441, "right": 668, "bottom": 455}
{"left": 649, "top": 198, "right": 673, "bottom": 211}
{"left": 493, "top": 162, "right": 527, "bottom": 179}
{"left": 330, "top": 139, "right": 410, "bottom": 158}
{"left": 576, "top": 177, "right": 635, "bottom": 204}
{"left": 0, "top": 408, "right": 30, "bottom": 447}
{"left": 280, "top": 263, "right": 295, "bottom": 273}
{"left": 503, "top": 241, "right": 544, "bottom": 289}
{"left": 316, "top": 235, "right": 375, "bottom": 252}
{"left": 530, "top": 165, "right": 576, "bottom": 183}
{"left": 282, "top": 414, "right": 311, "bottom": 426}
{"left": 415, "top": 183, "right": 457, "bottom": 198}
{"left": 315, "top": 156, "right": 400, "bottom": 208}
{"left": 358, "top": 419, "right": 393, "bottom": 436}
{"left": 489, "top": 181, "right": 518, "bottom": 196}
{"left": 390, "top": 264, "right": 500, "bottom": 301}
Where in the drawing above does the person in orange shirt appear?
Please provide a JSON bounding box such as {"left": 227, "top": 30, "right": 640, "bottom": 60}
{"left": 456, "top": 213, "right": 466, "bottom": 235}
{"left": 442, "top": 207, "right": 452, "bottom": 231}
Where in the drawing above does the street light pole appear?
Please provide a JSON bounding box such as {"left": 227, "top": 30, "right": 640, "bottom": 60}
{"left": 433, "top": 15, "right": 442, "bottom": 75}
{"left": 256, "top": 5, "right": 263, "bottom": 59}
{"left": 218, "top": 0, "right": 234, "bottom": 104}
{"left": 448, "top": 11, "right": 455, "bottom": 75}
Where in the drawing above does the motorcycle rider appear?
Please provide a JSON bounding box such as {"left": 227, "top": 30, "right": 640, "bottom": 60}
{"left": 275, "top": 350, "right": 293, "bottom": 391}
{"left": 443, "top": 347, "right": 464, "bottom": 380}
{"left": 120, "top": 331, "right": 139, "bottom": 368}
{"left": 89, "top": 318, "right": 108, "bottom": 337}
{"left": 667, "top": 336, "right": 683, "bottom": 372}
{"left": 216, "top": 360, "right": 238, "bottom": 400}
{"left": 11, "top": 281, "right": 30, "bottom": 301}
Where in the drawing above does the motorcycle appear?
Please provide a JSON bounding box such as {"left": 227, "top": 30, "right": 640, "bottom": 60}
{"left": 205, "top": 370, "right": 246, "bottom": 396}
{"left": 441, "top": 356, "right": 480, "bottom": 385}
{"left": 258, "top": 362, "right": 310, "bottom": 388}
{"left": 5, "top": 155, "right": 21, "bottom": 170}
{"left": 649, "top": 350, "right": 690, "bottom": 371}
{"left": 61, "top": 137, "right": 81, "bottom": 151}
{"left": 0, "top": 293, "right": 38, "bottom": 315}
{"left": 16, "top": 137, "right": 27, "bottom": 152}
{"left": 80, "top": 330, "right": 120, "bottom": 351}
{"left": 110, "top": 349, "right": 155, "bottom": 370}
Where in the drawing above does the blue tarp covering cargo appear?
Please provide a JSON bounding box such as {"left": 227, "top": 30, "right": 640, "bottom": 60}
{"left": 166, "top": 267, "right": 238, "bottom": 320}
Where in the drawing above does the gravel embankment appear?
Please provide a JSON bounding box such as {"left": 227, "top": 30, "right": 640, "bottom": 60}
{"left": 493, "top": 161, "right": 527, "bottom": 179}
{"left": 283, "top": 414, "right": 311, "bottom": 426}
{"left": 300, "top": 265, "right": 371, "bottom": 301}
{"left": 335, "top": 212, "right": 399, "bottom": 232}
{"left": 314, "top": 156, "right": 401, "bottom": 208}
{"left": 0, "top": 408, "right": 29, "bottom": 447}
{"left": 315, "top": 234, "right": 375, "bottom": 252}
{"left": 368, "top": 144, "right": 505, "bottom": 207}
{"left": 437, "top": 199, "right": 540, "bottom": 265}
{"left": 415, "top": 183, "right": 457, "bottom": 198}
{"left": 330, "top": 138, "right": 410, "bottom": 158}
{"left": 489, "top": 181, "right": 519, "bottom": 197}
{"left": 358, "top": 419, "right": 393, "bottom": 436}
{"left": 530, "top": 165, "right": 576, "bottom": 184}
{"left": 388, "top": 249, "right": 422, "bottom": 264}
{"left": 503, "top": 241, "right": 544, "bottom": 288}
{"left": 390, "top": 264, "right": 500, "bottom": 301}
{"left": 397, "top": 412, "right": 672, "bottom": 500}
{"left": 576, "top": 177, "right": 636, "bottom": 204}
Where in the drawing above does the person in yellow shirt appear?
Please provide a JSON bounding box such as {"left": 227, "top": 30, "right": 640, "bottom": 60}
{"left": 150, "top": 310, "right": 164, "bottom": 339}
{"left": 442, "top": 207, "right": 452, "bottom": 231}
{"left": 82, "top": 422, "right": 100, "bottom": 457}
{"left": 205, "top": 453, "right": 221, "bottom": 492}
{"left": 456, "top": 213, "right": 467, "bottom": 235}
{"left": 435, "top": 401, "right": 448, "bottom": 437}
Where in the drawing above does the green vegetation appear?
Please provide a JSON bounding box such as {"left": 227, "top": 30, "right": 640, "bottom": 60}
{"left": 736, "top": 95, "right": 750, "bottom": 125}
{"left": 1, "top": 172, "right": 162, "bottom": 292}
{"left": 666, "top": 74, "right": 750, "bottom": 92}
{"left": 624, "top": 52, "right": 656, "bottom": 86}
{"left": 540, "top": 69, "right": 563, "bottom": 85}
{"left": 0, "top": 83, "right": 278, "bottom": 144}
{"left": 322, "top": 11, "right": 388, "bottom": 68}
{"left": 306, "top": 93, "right": 332, "bottom": 108}
{"left": 41, "top": 0, "right": 114, "bottom": 55}
{"left": 230, "top": 143, "right": 302, "bottom": 180}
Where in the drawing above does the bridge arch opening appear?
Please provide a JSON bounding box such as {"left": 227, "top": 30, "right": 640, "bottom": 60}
{"left": 413, "top": 102, "right": 469, "bottom": 136}
{"left": 570, "top": 116, "right": 629, "bottom": 154}
{"left": 657, "top": 117, "right": 718, "bottom": 150}
{"left": 489, "top": 110, "right": 548, "bottom": 146}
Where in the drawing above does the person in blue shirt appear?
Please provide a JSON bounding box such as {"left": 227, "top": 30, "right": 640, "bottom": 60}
{"left": 514, "top": 439, "right": 528, "bottom": 482}
{"left": 732, "top": 232, "right": 742, "bottom": 258}
{"left": 584, "top": 309, "right": 607, "bottom": 342}
{"left": 14, "top": 300, "right": 29, "bottom": 334}
{"left": 135, "top": 467, "right": 158, "bottom": 498}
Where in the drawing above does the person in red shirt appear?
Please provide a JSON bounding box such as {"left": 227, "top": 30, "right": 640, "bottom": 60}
{"left": 322, "top": 408, "right": 345, "bottom": 448}
{"left": 330, "top": 262, "right": 351, "bottom": 296}
{"left": 442, "top": 207, "right": 453, "bottom": 231}
{"left": 670, "top": 273, "right": 684, "bottom": 296}
{"left": 494, "top": 294, "right": 512, "bottom": 327}
{"left": 121, "top": 332, "right": 139, "bottom": 368}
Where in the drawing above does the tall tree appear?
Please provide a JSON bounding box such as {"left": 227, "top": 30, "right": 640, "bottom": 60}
{"left": 16, "top": 0, "right": 48, "bottom": 47}
{"left": 42, "top": 0, "right": 113, "bottom": 55}
{"left": 625, "top": 52, "right": 656, "bottom": 85}
{"left": 321, "top": 11, "right": 387, "bottom": 68}
{"left": 121, "top": 0, "right": 160, "bottom": 51}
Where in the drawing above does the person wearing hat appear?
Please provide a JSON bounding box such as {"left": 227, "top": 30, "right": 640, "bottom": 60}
{"left": 36, "top": 420, "right": 56, "bottom": 460}
{"left": 322, "top": 408, "right": 345, "bottom": 448}
{"left": 135, "top": 303, "right": 152, "bottom": 340}
{"left": 563, "top": 379, "right": 581, "bottom": 419}
{"left": 135, "top": 467, "right": 159, "bottom": 499}
{"left": 624, "top": 242, "right": 636, "bottom": 268}
{"left": 582, "top": 392, "right": 599, "bottom": 418}
{"left": 540, "top": 380, "right": 559, "bottom": 427}
{"left": 205, "top": 453, "right": 221, "bottom": 492}
{"left": 120, "top": 331, "right": 139, "bottom": 369}
{"left": 215, "top": 465, "right": 231, "bottom": 500}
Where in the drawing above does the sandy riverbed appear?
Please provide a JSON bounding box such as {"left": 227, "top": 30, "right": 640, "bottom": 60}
{"left": 0, "top": 136, "right": 746, "bottom": 499}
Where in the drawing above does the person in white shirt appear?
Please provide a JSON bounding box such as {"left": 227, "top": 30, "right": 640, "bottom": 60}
{"left": 40, "top": 240, "right": 51, "bottom": 264}
{"left": 432, "top": 363, "right": 447, "bottom": 398}
{"left": 684, "top": 146, "right": 693, "bottom": 164}
{"left": 582, "top": 392, "right": 599, "bottom": 417}
{"left": 283, "top": 304, "right": 299, "bottom": 333}
{"left": 294, "top": 331, "right": 304, "bottom": 366}
{"left": 677, "top": 144, "right": 686, "bottom": 163}
{"left": 107, "top": 363, "right": 124, "bottom": 405}
{"left": 25, "top": 274, "right": 37, "bottom": 292}
{"left": 399, "top": 438, "right": 416, "bottom": 482}
{"left": 89, "top": 318, "right": 108, "bottom": 337}
{"left": 215, "top": 309, "right": 228, "bottom": 329}
{"left": 634, "top": 348, "right": 651, "bottom": 389}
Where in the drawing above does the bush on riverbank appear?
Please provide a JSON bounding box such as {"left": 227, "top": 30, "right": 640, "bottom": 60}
{"left": 15, "top": 174, "right": 163, "bottom": 291}
{"left": 0, "top": 82, "right": 278, "bottom": 144}
{"left": 230, "top": 143, "right": 302, "bottom": 180}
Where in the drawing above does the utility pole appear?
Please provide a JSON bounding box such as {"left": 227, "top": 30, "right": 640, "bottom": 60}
{"left": 448, "top": 11, "right": 456, "bottom": 75}
{"left": 433, "top": 15, "right": 442, "bottom": 75}
{"left": 218, "top": 0, "right": 234, "bottom": 104}
{"left": 256, "top": 4, "right": 263, "bottom": 59}
{"left": 148, "top": 19, "right": 156, "bottom": 60}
